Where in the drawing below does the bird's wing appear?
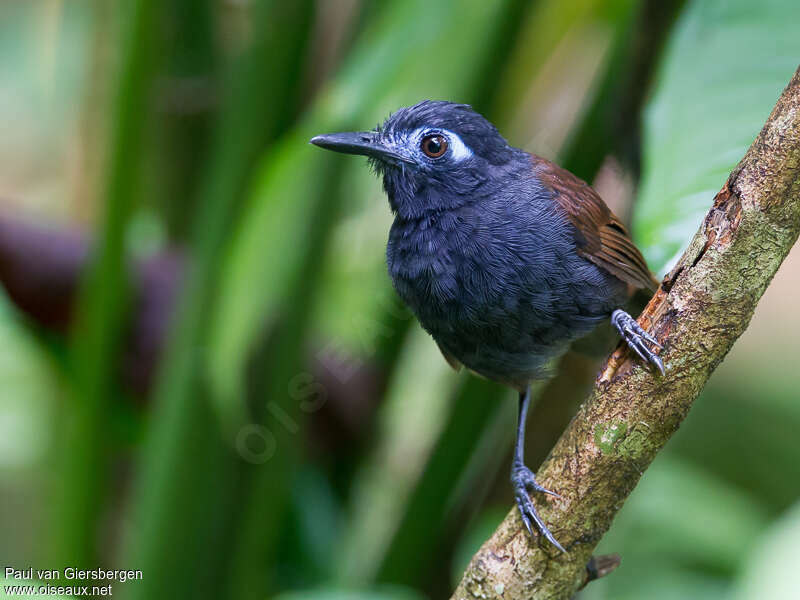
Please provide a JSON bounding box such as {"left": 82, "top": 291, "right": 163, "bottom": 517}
{"left": 532, "top": 156, "right": 658, "bottom": 293}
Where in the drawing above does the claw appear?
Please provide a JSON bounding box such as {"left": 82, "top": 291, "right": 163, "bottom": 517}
{"left": 639, "top": 328, "right": 663, "bottom": 349}
{"left": 625, "top": 334, "right": 649, "bottom": 363}
{"left": 518, "top": 501, "right": 534, "bottom": 536}
{"left": 515, "top": 490, "right": 565, "bottom": 552}
{"left": 649, "top": 353, "right": 665, "bottom": 376}
{"left": 543, "top": 527, "right": 566, "bottom": 553}
{"left": 539, "top": 488, "right": 562, "bottom": 500}
{"left": 611, "top": 309, "right": 665, "bottom": 374}
{"left": 512, "top": 464, "right": 566, "bottom": 553}
{"left": 529, "top": 481, "right": 562, "bottom": 499}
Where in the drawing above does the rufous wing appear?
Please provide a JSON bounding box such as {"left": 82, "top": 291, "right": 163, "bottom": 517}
{"left": 532, "top": 156, "right": 658, "bottom": 293}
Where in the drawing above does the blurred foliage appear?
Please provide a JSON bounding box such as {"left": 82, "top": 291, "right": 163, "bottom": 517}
{"left": 274, "top": 588, "right": 425, "bottom": 600}
{"left": 56, "top": 0, "right": 158, "bottom": 569}
{"left": 582, "top": 1, "right": 800, "bottom": 598}
{"left": 734, "top": 501, "right": 800, "bottom": 600}
{"left": 635, "top": 0, "right": 800, "bottom": 272}
{"left": 0, "top": 1, "right": 798, "bottom": 600}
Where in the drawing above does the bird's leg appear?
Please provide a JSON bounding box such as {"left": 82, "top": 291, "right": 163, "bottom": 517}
{"left": 511, "top": 386, "right": 566, "bottom": 553}
{"left": 611, "top": 309, "right": 665, "bottom": 374}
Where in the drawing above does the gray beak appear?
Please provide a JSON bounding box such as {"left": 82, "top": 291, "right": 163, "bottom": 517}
{"left": 310, "top": 131, "right": 412, "bottom": 163}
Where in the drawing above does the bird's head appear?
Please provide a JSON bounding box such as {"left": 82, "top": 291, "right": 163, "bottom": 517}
{"left": 311, "top": 100, "right": 519, "bottom": 219}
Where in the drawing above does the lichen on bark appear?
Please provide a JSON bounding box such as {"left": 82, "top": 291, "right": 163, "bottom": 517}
{"left": 451, "top": 66, "right": 800, "bottom": 600}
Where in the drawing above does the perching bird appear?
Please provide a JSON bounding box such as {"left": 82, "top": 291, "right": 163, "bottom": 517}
{"left": 310, "top": 100, "right": 663, "bottom": 552}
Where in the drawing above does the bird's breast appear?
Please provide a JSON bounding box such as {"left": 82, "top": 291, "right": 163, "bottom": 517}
{"left": 386, "top": 207, "right": 556, "bottom": 329}
{"left": 382, "top": 177, "right": 630, "bottom": 386}
{"left": 385, "top": 203, "right": 620, "bottom": 343}
{"left": 387, "top": 211, "right": 486, "bottom": 315}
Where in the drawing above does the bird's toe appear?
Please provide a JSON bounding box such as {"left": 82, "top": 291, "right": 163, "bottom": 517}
{"left": 611, "top": 309, "right": 665, "bottom": 374}
{"left": 512, "top": 464, "right": 566, "bottom": 552}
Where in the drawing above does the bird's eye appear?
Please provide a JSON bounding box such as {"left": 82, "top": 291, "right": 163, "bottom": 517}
{"left": 420, "top": 134, "right": 448, "bottom": 158}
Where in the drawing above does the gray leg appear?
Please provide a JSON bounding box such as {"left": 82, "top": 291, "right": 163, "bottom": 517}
{"left": 611, "top": 309, "right": 665, "bottom": 374}
{"left": 511, "top": 385, "right": 565, "bottom": 553}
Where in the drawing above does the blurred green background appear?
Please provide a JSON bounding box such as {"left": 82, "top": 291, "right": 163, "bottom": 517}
{"left": 0, "top": 1, "right": 799, "bottom": 599}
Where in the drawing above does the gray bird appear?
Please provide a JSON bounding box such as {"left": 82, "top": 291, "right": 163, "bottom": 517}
{"left": 311, "top": 100, "right": 663, "bottom": 552}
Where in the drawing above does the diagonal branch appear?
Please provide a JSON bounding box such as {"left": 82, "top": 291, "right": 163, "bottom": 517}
{"left": 451, "top": 65, "right": 800, "bottom": 600}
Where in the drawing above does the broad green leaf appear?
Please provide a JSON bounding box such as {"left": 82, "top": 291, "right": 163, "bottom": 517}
{"left": 733, "top": 500, "right": 800, "bottom": 600}
{"left": 669, "top": 380, "right": 800, "bottom": 512}
{"left": 581, "top": 567, "right": 729, "bottom": 600}
{"left": 582, "top": 455, "right": 768, "bottom": 600}
{"left": 634, "top": 0, "right": 800, "bottom": 273}
{"left": 593, "top": 456, "right": 769, "bottom": 575}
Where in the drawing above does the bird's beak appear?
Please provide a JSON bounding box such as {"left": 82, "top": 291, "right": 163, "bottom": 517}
{"left": 310, "top": 131, "right": 412, "bottom": 164}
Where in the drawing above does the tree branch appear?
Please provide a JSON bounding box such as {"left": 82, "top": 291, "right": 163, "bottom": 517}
{"left": 451, "top": 65, "right": 800, "bottom": 600}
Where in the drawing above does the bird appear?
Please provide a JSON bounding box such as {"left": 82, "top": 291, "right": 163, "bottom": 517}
{"left": 310, "top": 100, "right": 663, "bottom": 552}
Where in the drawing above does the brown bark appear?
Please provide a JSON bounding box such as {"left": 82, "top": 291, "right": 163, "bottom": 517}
{"left": 451, "top": 65, "right": 800, "bottom": 600}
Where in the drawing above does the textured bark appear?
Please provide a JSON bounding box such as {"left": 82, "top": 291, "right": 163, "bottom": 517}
{"left": 451, "top": 66, "right": 800, "bottom": 600}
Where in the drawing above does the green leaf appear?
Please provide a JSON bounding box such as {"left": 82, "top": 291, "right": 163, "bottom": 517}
{"left": 669, "top": 382, "right": 800, "bottom": 513}
{"left": 582, "top": 455, "right": 768, "bottom": 600}
{"left": 733, "top": 500, "right": 800, "bottom": 600}
{"left": 594, "top": 455, "right": 769, "bottom": 575}
{"left": 580, "top": 567, "right": 729, "bottom": 600}
{"left": 634, "top": 0, "right": 800, "bottom": 273}
{"left": 55, "top": 0, "right": 158, "bottom": 567}
{"left": 122, "top": 4, "right": 318, "bottom": 600}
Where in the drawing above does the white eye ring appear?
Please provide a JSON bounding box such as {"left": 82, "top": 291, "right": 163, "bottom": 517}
{"left": 443, "top": 130, "right": 473, "bottom": 161}
{"left": 412, "top": 128, "right": 473, "bottom": 162}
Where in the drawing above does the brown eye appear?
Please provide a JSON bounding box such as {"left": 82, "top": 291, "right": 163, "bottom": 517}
{"left": 421, "top": 134, "right": 448, "bottom": 158}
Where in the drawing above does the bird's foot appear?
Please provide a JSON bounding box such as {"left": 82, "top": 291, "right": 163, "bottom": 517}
{"left": 511, "top": 462, "right": 565, "bottom": 553}
{"left": 611, "top": 309, "right": 665, "bottom": 375}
